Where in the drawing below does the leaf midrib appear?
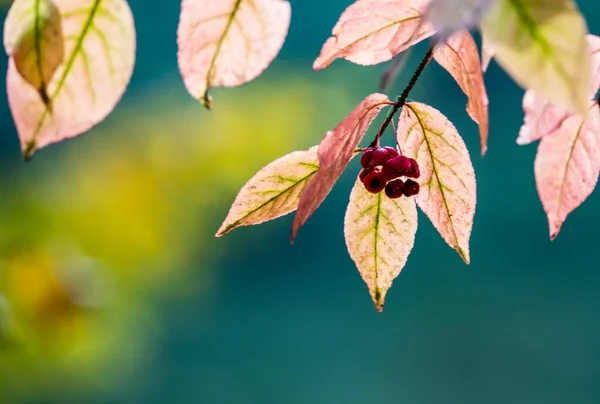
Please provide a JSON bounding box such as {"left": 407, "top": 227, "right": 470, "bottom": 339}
{"left": 30, "top": 0, "right": 102, "bottom": 146}
{"left": 205, "top": 0, "right": 243, "bottom": 99}
{"left": 406, "top": 103, "right": 466, "bottom": 262}
{"left": 220, "top": 166, "right": 318, "bottom": 235}
{"left": 507, "top": 0, "right": 574, "bottom": 98}
{"left": 33, "top": 0, "right": 45, "bottom": 92}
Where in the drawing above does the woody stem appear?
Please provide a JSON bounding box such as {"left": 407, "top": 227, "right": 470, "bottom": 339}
{"left": 369, "top": 41, "right": 437, "bottom": 148}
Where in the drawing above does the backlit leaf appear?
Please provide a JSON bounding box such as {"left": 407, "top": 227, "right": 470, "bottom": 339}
{"left": 517, "top": 35, "right": 600, "bottom": 145}
{"left": 344, "top": 177, "right": 418, "bottom": 312}
{"left": 480, "top": 0, "right": 590, "bottom": 115}
{"left": 397, "top": 102, "right": 476, "bottom": 263}
{"left": 480, "top": 31, "right": 494, "bottom": 72}
{"left": 7, "top": 0, "right": 136, "bottom": 160}
{"left": 291, "top": 93, "right": 390, "bottom": 242}
{"left": 433, "top": 30, "right": 489, "bottom": 155}
{"left": 177, "top": 0, "right": 290, "bottom": 109}
{"left": 424, "top": 0, "right": 493, "bottom": 38}
{"left": 517, "top": 90, "right": 571, "bottom": 145}
{"left": 535, "top": 105, "right": 600, "bottom": 240}
{"left": 4, "top": 0, "right": 64, "bottom": 109}
{"left": 313, "top": 0, "right": 436, "bottom": 70}
{"left": 216, "top": 146, "right": 319, "bottom": 237}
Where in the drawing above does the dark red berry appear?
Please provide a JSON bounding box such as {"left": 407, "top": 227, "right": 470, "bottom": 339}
{"left": 406, "top": 158, "right": 420, "bottom": 178}
{"left": 382, "top": 155, "right": 412, "bottom": 179}
{"left": 385, "top": 179, "right": 405, "bottom": 199}
{"left": 360, "top": 148, "right": 375, "bottom": 168}
{"left": 370, "top": 148, "right": 393, "bottom": 166}
{"left": 403, "top": 179, "right": 420, "bottom": 196}
{"left": 363, "top": 168, "right": 387, "bottom": 194}
{"left": 359, "top": 167, "right": 373, "bottom": 183}
{"left": 383, "top": 146, "right": 400, "bottom": 158}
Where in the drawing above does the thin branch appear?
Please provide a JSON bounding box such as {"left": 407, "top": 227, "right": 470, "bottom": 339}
{"left": 369, "top": 41, "right": 437, "bottom": 148}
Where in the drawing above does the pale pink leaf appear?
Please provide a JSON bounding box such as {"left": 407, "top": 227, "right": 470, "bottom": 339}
{"left": 587, "top": 34, "right": 600, "bottom": 99}
{"left": 424, "top": 0, "right": 494, "bottom": 38}
{"left": 433, "top": 30, "right": 489, "bottom": 155}
{"left": 535, "top": 105, "right": 600, "bottom": 240}
{"left": 313, "top": 0, "right": 437, "bottom": 70}
{"left": 517, "top": 35, "right": 600, "bottom": 146}
{"left": 216, "top": 146, "right": 319, "bottom": 237}
{"left": 344, "top": 176, "right": 418, "bottom": 312}
{"left": 4, "top": 0, "right": 64, "bottom": 107}
{"left": 397, "top": 102, "right": 476, "bottom": 263}
{"left": 7, "top": 0, "right": 136, "bottom": 160}
{"left": 480, "top": 31, "right": 494, "bottom": 72}
{"left": 177, "top": 0, "right": 290, "bottom": 109}
{"left": 517, "top": 90, "right": 571, "bottom": 145}
{"left": 291, "top": 93, "right": 390, "bottom": 242}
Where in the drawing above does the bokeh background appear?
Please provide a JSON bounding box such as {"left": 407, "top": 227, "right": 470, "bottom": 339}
{"left": 1, "top": 0, "right": 600, "bottom": 403}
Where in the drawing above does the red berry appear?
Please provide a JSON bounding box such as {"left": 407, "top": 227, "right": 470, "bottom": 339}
{"left": 406, "top": 158, "right": 420, "bottom": 178}
{"left": 383, "top": 155, "right": 412, "bottom": 179}
{"left": 360, "top": 148, "right": 375, "bottom": 168}
{"left": 359, "top": 167, "right": 373, "bottom": 183}
{"left": 385, "top": 179, "right": 405, "bottom": 199}
{"left": 383, "top": 146, "right": 400, "bottom": 158}
{"left": 370, "top": 148, "right": 392, "bottom": 166}
{"left": 403, "top": 179, "right": 420, "bottom": 196}
{"left": 363, "top": 168, "right": 387, "bottom": 194}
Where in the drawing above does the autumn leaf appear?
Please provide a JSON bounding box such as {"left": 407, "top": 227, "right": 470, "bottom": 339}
{"left": 216, "top": 146, "right": 319, "bottom": 237}
{"left": 517, "top": 35, "right": 600, "bottom": 146}
{"left": 291, "top": 93, "right": 390, "bottom": 242}
{"left": 313, "top": 0, "right": 436, "bottom": 70}
{"left": 344, "top": 177, "right": 418, "bottom": 312}
{"left": 3, "top": 0, "right": 64, "bottom": 110}
{"left": 535, "top": 105, "right": 600, "bottom": 240}
{"left": 397, "top": 102, "right": 476, "bottom": 263}
{"left": 7, "top": 0, "right": 136, "bottom": 160}
{"left": 424, "top": 0, "right": 493, "bottom": 38}
{"left": 480, "top": 31, "right": 494, "bottom": 72}
{"left": 177, "top": 0, "right": 290, "bottom": 109}
{"left": 480, "top": 0, "right": 590, "bottom": 115}
{"left": 517, "top": 90, "right": 571, "bottom": 146}
{"left": 433, "top": 30, "right": 489, "bottom": 155}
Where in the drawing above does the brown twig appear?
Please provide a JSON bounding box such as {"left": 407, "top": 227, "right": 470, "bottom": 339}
{"left": 369, "top": 41, "right": 437, "bottom": 148}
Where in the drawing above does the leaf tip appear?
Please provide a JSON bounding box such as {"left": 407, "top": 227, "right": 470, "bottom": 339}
{"left": 22, "top": 141, "right": 37, "bottom": 162}
{"left": 458, "top": 248, "right": 470, "bottom": 264}
{"left": 549, "top": 224, "right": 562, "bottom": 241}
{"left": 372, "top": 288, "right": 385, "bottom": 312}
{"left": 200, "top": 92, "right": 214, "bottom": 110}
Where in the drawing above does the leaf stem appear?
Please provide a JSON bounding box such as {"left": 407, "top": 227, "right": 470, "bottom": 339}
{"left": 369, "top": 41, "right": 437, "bottom": 148}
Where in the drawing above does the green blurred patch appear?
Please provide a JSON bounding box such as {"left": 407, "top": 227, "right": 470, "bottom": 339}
{"left": 0, "top": 74, "right": 344, "bottom": 402}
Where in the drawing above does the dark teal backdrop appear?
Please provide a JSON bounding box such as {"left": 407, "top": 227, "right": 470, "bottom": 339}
{"left": 2, "top": 1, "right": 600, "bottom": 403}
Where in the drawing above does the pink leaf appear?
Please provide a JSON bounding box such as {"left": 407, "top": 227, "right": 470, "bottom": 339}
{"left": 517, "top": 90, "right": 572, "bottom": 145}
{"left": 177, "top": 0, "right": 290, "bottom": 109}
{"left": 587, "top": 34, "right": 600, "bottom": 99}
{"left": 6, "top": 0, "right": 136, "bottom": 160}
{"left": 433, "top": 30, "right": 489, "bottom": 155}
{"left": 480, "top": 31, "right": 494, "bottom": 72}
{"left": 424, "top": 0, "right": 494, "bottom": 38}
{"left": 313, "top": 0, "right": 436, "bottom": 70}
{"left": 216, "top": 146, "right": 319, "bottom": 237}
{"left": 535, "top": 105, "right": 600, "bottom": 240}
{"left": 344, "top": 176, "right": 418, "bottom": 312}
{"left": 517, "top": 35, "right": 600, "bottom": 146}
{"left": 397, "top": 102, "right": 476, "bottom": 263}
{"left": 291, "top": 93, "right": 390, "bottom": 242}
{"left": 4, "top": 0, "right": 65, "bottom": 110}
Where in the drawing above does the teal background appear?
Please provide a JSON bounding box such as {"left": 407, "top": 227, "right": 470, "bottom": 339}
{"left": 2, "top": 1, "right": 600, "bottom": 403}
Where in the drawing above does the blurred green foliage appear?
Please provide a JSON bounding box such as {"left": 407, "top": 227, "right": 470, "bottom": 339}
{"left": 0, "top": 75, "right": 341, "bottom": 401}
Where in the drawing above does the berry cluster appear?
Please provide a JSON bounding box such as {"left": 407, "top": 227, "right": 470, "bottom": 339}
{"left": 359, "top": 146, "right": 420, "bottom": 199}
